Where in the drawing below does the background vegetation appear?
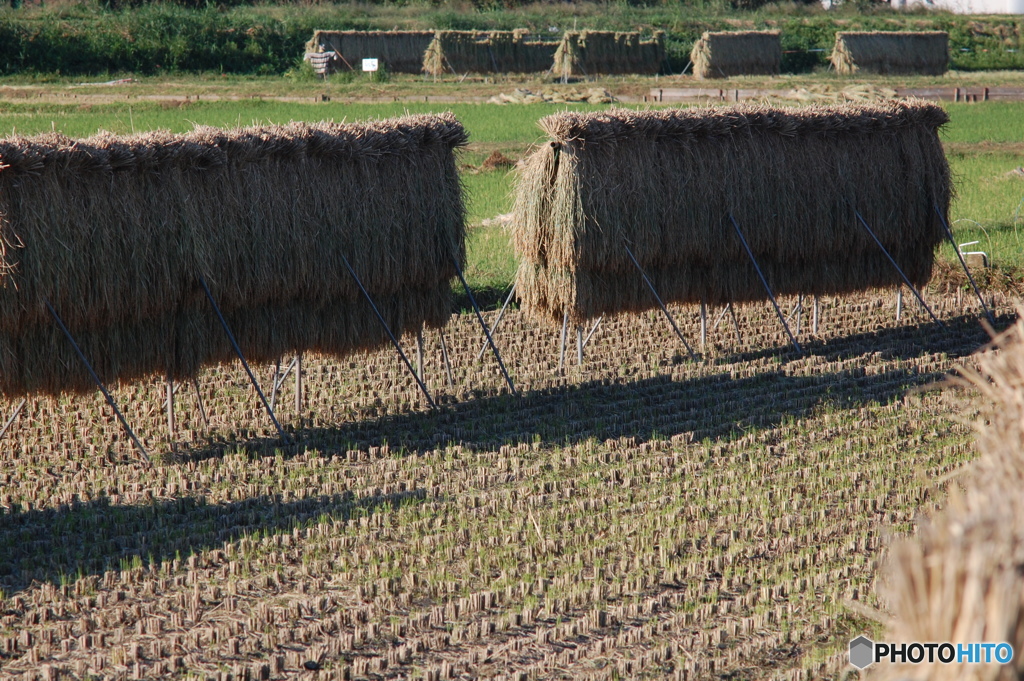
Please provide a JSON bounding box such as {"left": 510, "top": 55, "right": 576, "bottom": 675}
{"left": 0, "top": 1, "right": 1021, "bottom": 76}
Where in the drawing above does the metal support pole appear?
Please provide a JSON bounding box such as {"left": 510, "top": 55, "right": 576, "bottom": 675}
{"left": 727, "top": 215, "right": 802, "bottom": 355}
{"left": 854, "top": 210, "right": 943, "bottom": 328}
{"left": 477, "top": 283, "right": 517, "bottom": 361}
{"left": 558, "top": 310, "right": 569, "bottom": 370}
{"left": 712, "top": 305, "right": 729, "bottom": 331}
{"left": 700, "top": 299, "right": 707, "bottom": 352}
{"left": 896, "top": 288, "right": 903, "bottom": 322}
{"left": 199, "top": 276, "right": 289, "bottom": 441}
{"left": 339, "top": 256, "right": 437, "bottom": 409}
{"left": 416, "top": 328, "right": 425, "bottom": 383}
{"left": 269, "top": 358, "right": 282, "bottom": 411}
{"left": 582, "top": 316, "right": 603, "bottom": 349}
{"left": 728, "top": 303, "right": 742, "bottom": 343}
{"left": 192, "top": 378, "right": 209, "bottom": 430}
{"left": 623, "top": 243, "right": 697, "bottom": 361}
{"left": 295, "top": 354, "right": 303, "bottom": 414}
{"left": 166, "top": 375, "right": 175, "bottom": 443}
{"left": 796, "top": 295, "right": 803, "bottom": 336}
{"left": 270, "top": 356, "right": 301, "bottom": 413}
{"left": 812, "top": 296, "right": 819, "bottom": 336}
{"left": 437, "top": 331, "right": 455, "bottom": 389}
{"left": 45, "top": 299, "right": 151, "bottom": 463}
{"left": 0, "top": 398, "right": 26, "bottom": 442}
{"left": 935, "top": 204, "right": 995, "bottom": 326}
{"left": 577, "top": 327, "right": 584, "bottom": 366}
{"left": 450, "top": 255, "right": 518, "bottom": 396}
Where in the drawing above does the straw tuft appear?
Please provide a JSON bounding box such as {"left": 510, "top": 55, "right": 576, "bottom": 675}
{"left": 422, "top": 33, "right": 447, "bottom": 76}
{"left": 880, "top": 314, "right": 1024, "bottom": 680}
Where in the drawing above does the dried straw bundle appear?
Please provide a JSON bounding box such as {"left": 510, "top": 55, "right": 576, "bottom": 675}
{"left": 831, "top": 31, "right": 949, "bottom": 76}
{"left": 0, "top": 114, "right": 467, "bottom": 396}
{"left": 510, "top": 102, "right": 951, "bottom": 326}
{"left": 880, "top": 316, "right": 1024, "bottom": 681}
{"left": 423, "top": 34, "right": 447, "bottom": 76}
{"left": 552, "top": 33, "right": 579, "bottom": 81}
{"left": 551, "top": 31, "right": 665, "bottom": 77}
{"left": 690, "top": 31, "right": 782, "bottom": 79}
{"left": 423, "top": 30, "right": 556, "bottom": 75}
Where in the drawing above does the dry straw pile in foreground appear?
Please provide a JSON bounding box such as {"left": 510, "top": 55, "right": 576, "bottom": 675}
{"left": 881, "top": 315, "right": 1024, "bottom": 681}
{"left": 511, "top": 102, "right": 951, "bottom": 326}
{"left": 0, "top": 114, "right": 467, "bottom": 396}
{"left": 690, "top": 31, "right": 782, "bottom": 79}
{"left": 831, "top": 31, "right": 949, "bottom": 76}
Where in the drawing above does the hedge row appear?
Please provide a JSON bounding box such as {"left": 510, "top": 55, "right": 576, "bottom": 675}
{"left": 0, "top": 4, "right": 1020, "bottom": 76}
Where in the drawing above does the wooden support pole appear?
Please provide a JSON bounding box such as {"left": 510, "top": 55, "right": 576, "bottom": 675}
{"left": 577, "top": 327, "right": 584, "bottom": 366}
{"left": 896, "top": 287, "right": 903, "bottom": 322}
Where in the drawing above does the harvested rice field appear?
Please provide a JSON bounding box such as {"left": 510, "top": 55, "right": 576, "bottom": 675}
{"left": 0, "top": 280, "right": 1009, "bottom": 680}
{"left": 1, "top": 83, "right": 1023, "bottom": 680}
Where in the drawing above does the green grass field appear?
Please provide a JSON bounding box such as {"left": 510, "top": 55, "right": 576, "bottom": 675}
{"left": 939, "top": 103, "right": 1024, "bottom": 268}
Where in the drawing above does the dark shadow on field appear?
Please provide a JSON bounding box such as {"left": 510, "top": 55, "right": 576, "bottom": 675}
{"left": 711, "top": 310, "right": 1005, "bottom": 368}
{"left": 452, "top": 283, "right": 514, "bottom": 314}
{"left": 0, "top": 487, "right": 425, "bottom": 594}
{"left": 184, "top": 312, "right": 997, "bottom": 460}
{"left": 0, "top": 313, "right": 995, "bottom": 593}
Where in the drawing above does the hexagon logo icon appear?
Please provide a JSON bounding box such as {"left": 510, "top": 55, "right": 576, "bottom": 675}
{"left": 850, "top": 636, "right": 874, "bottom": 669}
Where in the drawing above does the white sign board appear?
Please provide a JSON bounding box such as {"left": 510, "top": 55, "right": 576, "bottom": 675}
{"left": 362, "top": 58, "right": 379, "bottom": 72}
